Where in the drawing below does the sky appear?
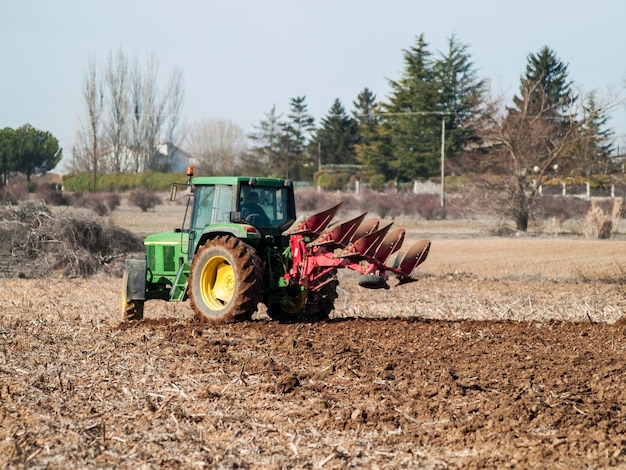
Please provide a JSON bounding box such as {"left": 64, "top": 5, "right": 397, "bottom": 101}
{"left": 2, "top": 0, "right": 626, "bottom": 171}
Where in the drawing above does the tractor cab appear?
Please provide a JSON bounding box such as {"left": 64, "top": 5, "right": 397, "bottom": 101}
{"left": 183, "top": 174, "right": 296, "bottom": 257}
{"left": 236, "top": 181, "right": 295, "bottom": 232}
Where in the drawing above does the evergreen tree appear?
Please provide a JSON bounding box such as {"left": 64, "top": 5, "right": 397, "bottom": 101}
{"left": 383, "top": 34, "right": 441, "bottom": 181}
{"left": 0, "top": 127, "right": 17, "bottom": 186}
{"left": 433, "top": 35, "right": 486, "bottom": 158}
{"left": 14, "top": 124, "right": 62, "bottom": 181}
{"left": 282, "top": 96, "right": 315, "bottom": 180}
{"left": 353, "top": 87, "right": 379, "bottom": 133}
{"left": 575, "top": 91, "right": 614, "bottom": 175}
{"left": 309, "top": 98, "right": 359, "bottom": 167}
{"left": 353, "top": 88, "right": 394, "bottom": 182}
{"left": 510, "top": 46, "right": 575, "bottom": 120}
{"left": 245, "top": 105, "right": 285, "bottom": 176}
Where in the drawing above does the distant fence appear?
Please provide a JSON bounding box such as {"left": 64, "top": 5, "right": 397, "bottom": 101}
{"left": 296, "top": 179, "right": 626, "bottom": 199}
{"left": 410, "top": 180, "right": 440, "bottom": 194}
{"left": 538, "top": 182, "right": 625, "bottom": 199}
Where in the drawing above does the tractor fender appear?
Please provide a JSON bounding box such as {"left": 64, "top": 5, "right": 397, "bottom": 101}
{"left": 124, "top": 259, "right": 147, "bottom": 300}
{"left": 196, "top": 227, "right": 261, "bottom": 252}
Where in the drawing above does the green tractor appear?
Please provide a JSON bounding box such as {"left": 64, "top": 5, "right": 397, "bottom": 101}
{"left": 122, "top": 168, "right": 430, "bottom": 323}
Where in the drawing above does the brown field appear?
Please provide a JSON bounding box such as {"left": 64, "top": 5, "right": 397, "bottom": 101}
{"left": 2, "top": 201, "right": 626, "bottom": 468}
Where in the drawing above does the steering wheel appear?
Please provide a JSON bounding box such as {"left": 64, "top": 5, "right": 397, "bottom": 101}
{"left": 245, "top": 212, "right": 271, "bottom": 226}
{"left": 241, "top": 204, "right": 270, "bottom": 226}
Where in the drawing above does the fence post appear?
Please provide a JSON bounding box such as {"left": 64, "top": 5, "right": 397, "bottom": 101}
{"left": 611, "top": 184, "right": 615, "bottom": 198}
{"left": 562, "top": 183, "right": 566, "bottom": 196}
{"left": 586, "top": 182, "right": 590, "bottom": 200}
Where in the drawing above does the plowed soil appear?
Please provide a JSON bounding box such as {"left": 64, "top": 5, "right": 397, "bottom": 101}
{"left": 1, "top": 272, "right": 626, "bottom": 468}
{"left": 1, "top": 204, "right": 626, "bottom": 468}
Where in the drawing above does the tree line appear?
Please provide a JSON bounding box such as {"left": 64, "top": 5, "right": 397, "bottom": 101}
{"left": 69, "top": 34, "right": 615, "bottom": 196}
{"left": 243, "top": 36, "right": 615, "bottom": 187}
{"left": 1, "top": 33, "right": 620, "bottom": 232}
{"left": 238, "top": 35, "right": 617, "bottom": 230}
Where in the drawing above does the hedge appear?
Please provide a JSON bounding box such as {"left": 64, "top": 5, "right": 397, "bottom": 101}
{"left": 62, "top": 171, "right": 188, "bottom": 192}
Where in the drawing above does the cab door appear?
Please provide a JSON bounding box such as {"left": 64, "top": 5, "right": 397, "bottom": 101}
{"left": 188, "top": 185, "right": 233, "bottom": 256}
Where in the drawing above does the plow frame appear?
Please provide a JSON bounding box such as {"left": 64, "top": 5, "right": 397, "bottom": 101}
{"left": 283, "top": 205, "right": 430, "bottom": 291}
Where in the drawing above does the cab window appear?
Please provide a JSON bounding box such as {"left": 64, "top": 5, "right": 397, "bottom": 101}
{"left": 239, "top": 185, "right": 291, "bottom": 228}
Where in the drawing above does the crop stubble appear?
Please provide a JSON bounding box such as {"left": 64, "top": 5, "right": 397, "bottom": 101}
{"left": 1, "top": 205, "right": 626, "bottom": 468}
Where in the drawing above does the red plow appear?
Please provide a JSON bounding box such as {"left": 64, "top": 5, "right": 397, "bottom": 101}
{"left": 285, "top": 203, "right": 430, "bottom": 290}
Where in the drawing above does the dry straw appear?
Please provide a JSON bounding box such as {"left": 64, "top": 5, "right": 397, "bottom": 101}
{"left": 0, "top": 201, "right": 143, "bottom": 278}
{"left": 583, "top": 198, "right": 625, "bottom": 239}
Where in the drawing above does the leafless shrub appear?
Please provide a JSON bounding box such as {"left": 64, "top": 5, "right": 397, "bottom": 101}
{"left": 411, "top": 194, "right": 444, "bottom": 220}
{"left": 37, "top": 186, "right": 71, "bottom": 206}
{"left": 532, "top": 195, "right": 591, "bottom": 220}
{"left": 129, "top": 190, "right": 161, "bottom": 212}
{"left": 67, "top": 192, "right": 111, "bottom": 215}
{"left": 295, "top": 189, "right": 338, "bottom": 212}
{"left": 61, "top": 192, "right": 121, "bottom": 216}
{"left": 0, "top": 185, "right": 28, "bottom": 204}
{"left": 104, "top": 192, "right": 121, "bottom": 211}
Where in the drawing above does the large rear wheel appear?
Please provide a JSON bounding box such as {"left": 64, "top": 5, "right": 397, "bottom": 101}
{"left": 267, "top": 271, "right": 338, "bottom": 323}
{"left": 188, "top": 236, "right": 263, "bottom": 323}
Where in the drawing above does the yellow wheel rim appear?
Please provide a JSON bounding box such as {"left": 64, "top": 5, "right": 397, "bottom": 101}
{"left": 199, "top": 255, "right": 236, "bottom": 310}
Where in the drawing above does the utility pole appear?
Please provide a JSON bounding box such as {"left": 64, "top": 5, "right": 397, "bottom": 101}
{"left": 317, "top": 142, "right": 322, "bottom": 192}
{"left": 440, "top": 116, "right": 446, "bottom": 214}
{"left": 284, "top": 131, "right": 289, "bottom": 180}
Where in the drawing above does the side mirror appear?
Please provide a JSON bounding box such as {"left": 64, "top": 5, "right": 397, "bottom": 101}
{"left": 169, "top": 184, "right": 177, "bottom": 202}
{"left": 230, "top": 211, "right": 242, "bottom": 223}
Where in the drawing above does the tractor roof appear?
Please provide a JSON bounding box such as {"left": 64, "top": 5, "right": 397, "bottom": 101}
{"left": 190, "top": 176, "right": 291, "bottom": 188}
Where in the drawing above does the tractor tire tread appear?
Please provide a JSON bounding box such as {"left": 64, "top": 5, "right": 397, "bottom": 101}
{"left": 188, "top": 235, "right": 263, "bottom": 323}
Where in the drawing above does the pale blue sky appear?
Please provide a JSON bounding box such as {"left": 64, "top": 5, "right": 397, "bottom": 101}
{"left": 2, "top": 0, "right": 626, "bottom": 170}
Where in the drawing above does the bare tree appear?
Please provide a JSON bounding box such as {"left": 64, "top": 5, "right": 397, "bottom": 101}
{"left": 73, "top": 49, "right": 185, "bottom": 175}
{"left": 186, "top": 118, "right": 248, "bottom": 175}
{"left": 141, "top": 53, "right": 166, "bottom": 170}
{"left": 72, "top": 56, "right": 104, "bottom": 190}
{"left": 163, "top": 67, "right": 186, "bottom": 152}
{"left": 127, "top": 52, "right": 186, "bottom": 172}
{"left": 128, "top": 57, "right": 144, "bottom": 173}
{"left": 104, "top": 48, "right": 130, "bottom": 173}
{"left": 479, "top": 82, "right": 612, "bottom": 231}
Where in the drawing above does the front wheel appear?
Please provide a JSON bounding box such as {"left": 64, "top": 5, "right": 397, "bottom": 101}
{"left": 188, "top": 236, "right": 263, "bottom": 323}
{"left": 122, "top": 270, "right": 144, "bottom": 321}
